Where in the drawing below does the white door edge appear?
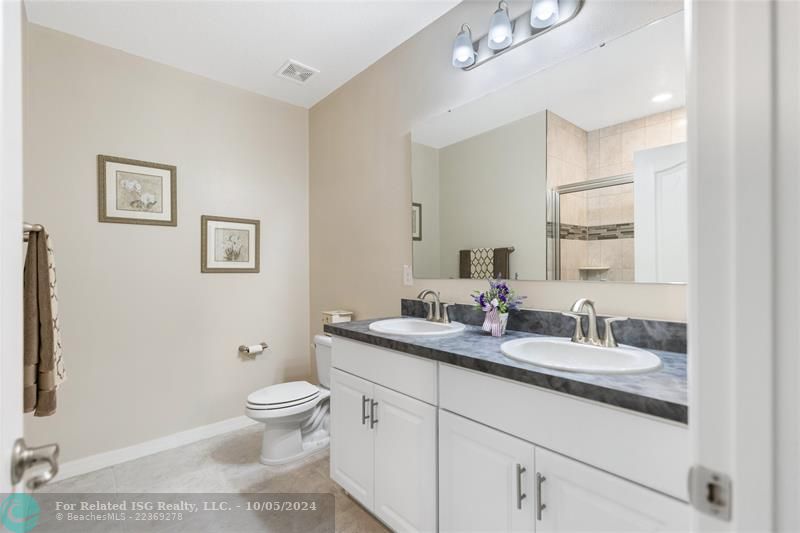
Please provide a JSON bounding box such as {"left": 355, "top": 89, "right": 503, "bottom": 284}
{"left": 687, "top": 1, "right": 779, "bottom": 530}
{"left": 0, "top": 0, "right": 25, "bottom": 494}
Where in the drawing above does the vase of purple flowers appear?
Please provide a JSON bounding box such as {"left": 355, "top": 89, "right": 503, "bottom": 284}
{"left": 472, "top": 278, "right": 526, "bottom": 337}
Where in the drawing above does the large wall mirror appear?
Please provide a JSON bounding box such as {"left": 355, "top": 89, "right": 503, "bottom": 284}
{"left": 411, "top": 12, "right": 686, "bottom": 284}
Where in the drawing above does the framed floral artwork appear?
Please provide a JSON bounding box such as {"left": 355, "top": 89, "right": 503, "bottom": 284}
{"left": 201, "top": 215, "right": 260, "bottom": 273}
{"left": 98, "top": 155, "right": 177, "bottom": 226}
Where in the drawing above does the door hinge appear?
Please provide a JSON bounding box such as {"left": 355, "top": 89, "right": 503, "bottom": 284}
{"left": 688, "top": 465, "right": 732, "bottom": 521}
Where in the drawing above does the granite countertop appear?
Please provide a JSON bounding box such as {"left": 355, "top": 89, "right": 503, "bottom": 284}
{"left": 324, "top": 318, "right": 688, "bottom": 424}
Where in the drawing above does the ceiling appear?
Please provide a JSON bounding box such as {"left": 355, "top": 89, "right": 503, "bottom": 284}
{"left": 24, "top": 0, "right": 459, "bottom": 109}
{"left": 413, "top": 11, "right": 685, "bottom": 148}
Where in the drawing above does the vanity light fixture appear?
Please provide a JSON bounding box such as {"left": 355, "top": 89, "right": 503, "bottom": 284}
{"left": 452, "top": 0, "right": 583, "bottom": 71}
{"left": 488, "top": 1, "right": 513, "bottom": 51}
{"left": 451, "top": 24, "right": 476, "bottom": 68}
{"left": 651, "top": 92, "right": 674, "bottom": 103}
{"left": 531, "top": 0, "right": 560, "bottom": 29}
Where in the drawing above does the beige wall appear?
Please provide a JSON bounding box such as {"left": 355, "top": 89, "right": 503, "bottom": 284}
{"left": 23, "top": 25, "right": 310, "bottom": 462}
{"left": 309, "top": 2, "right": 687, "bottom": 326}
{"left": 437, "top": 112, "right": 546, "bottom": 280}
{"left": 413, "top": 113, "right": 547, "bottom": 281}
{"left": 411, "top": 143, "right": 441, "bottom": 278}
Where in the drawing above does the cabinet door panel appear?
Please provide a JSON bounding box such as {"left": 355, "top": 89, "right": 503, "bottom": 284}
{"left": 373, "top": 385, "right": 437, "bottom": 532}
{"left": 330, "top": 369, "right": 374, "bottom": 509}
{"left": 439, "top": 410, "right": 536, "bottom": 533}
{"left": 536, "top": 447, "right": 689, "bottom": 532}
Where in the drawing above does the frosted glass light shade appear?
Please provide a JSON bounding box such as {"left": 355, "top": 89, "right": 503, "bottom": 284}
{"left": 531, "top": 0, "right": 560, "bottom": 29}
{"left": 452, "top": 25, "right": 476, "bottom": 68}
{"left": 488, "top": 3, "right": 513, "bottom": 50}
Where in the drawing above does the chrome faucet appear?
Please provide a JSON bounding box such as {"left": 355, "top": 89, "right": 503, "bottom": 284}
{"left": 417, "top": 289, "right": 447, "bottom": 323}
{"left": 564, "top": 298, "right": 601, "bottom": 345}
{"left": 562, "top": 298, "right": 628, "bottom": 348}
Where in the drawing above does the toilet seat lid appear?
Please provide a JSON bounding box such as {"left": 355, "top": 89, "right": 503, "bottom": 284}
{"left": 247, "top": 381, "right": 319, "bottom": 406}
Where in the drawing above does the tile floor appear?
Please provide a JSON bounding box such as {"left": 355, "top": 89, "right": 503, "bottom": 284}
{"left": 37, "top": 425, "right": 388, "bottom": 533}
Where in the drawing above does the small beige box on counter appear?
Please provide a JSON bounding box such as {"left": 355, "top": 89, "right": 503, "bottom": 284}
{"left": 323, "top": 310, "right": 354, "bottom": 325}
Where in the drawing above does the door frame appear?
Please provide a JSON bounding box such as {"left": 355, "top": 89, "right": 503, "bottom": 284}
{"left": 687, "top": 0, "right": 794, "bottom": 529}
{"left": 0, "top": 0, "right": 25, "bottom": 493}
{"left": 773, "top": 1, "right": 800, "bottom": 529}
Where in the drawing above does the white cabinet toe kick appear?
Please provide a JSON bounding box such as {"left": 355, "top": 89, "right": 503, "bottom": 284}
{"left": 329, "top": 337, "right": 690, "bottom": 533}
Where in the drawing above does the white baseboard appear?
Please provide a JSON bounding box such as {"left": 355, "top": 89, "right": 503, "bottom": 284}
{"left": 57, "top": 415, "right": 258, "bottom": 481}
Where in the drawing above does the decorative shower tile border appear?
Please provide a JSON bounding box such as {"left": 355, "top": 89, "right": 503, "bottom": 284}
{"left": 546, "top": 222, "right": 587, "bottom": 240}
{"left": 587, "top": 222, "right": 635, "bottom": 240}
{"left": 546, "top": 222, "right": 635, "bottom": 240}
{"left": 561, "top": 223, "right": 588, "bottom": 240}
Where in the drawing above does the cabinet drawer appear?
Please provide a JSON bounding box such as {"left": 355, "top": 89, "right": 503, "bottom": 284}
{"left": 439, "top": 363, "right": 690, "bottom": 501}
{"left": 331, "top": 337, "right": 437, "bottom": 404}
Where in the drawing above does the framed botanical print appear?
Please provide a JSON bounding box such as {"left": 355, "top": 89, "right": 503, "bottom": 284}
{"left": 201, "top": 215, "right": 260, "bottom": 273}
{"left": 98, "top": 155, "right": 177, "bottom": 226}
{"left": 412, "top": 202, "right": 422, "bottom": 241}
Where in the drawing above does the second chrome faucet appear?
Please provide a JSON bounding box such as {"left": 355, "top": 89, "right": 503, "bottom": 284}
{"left": 562, "top": 298, "right": 627, "bottom": 348}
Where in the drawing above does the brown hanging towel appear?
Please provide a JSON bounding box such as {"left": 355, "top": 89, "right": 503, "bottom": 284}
{"left": 23, "top": 228, "right": 65, "bottom": 416}
{"left": 492, "top": 247, "right": 514, "bottom": 279}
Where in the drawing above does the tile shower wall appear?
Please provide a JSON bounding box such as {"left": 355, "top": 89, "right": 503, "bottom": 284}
{"left": 546, "top": 112, "right": 588, "bottom": 281}
{"left": 587, "top": 108, "right": 687, "bottom": 178}
{"left": 584, "top": 108, "right": 686, "bottom": 281}
{"left": 585, "top": 183, "right": 635, "bottom": 281}
{"left": 547, "top": 112, "right": 588, "bottom": 187}
{"left": 548, "top": 108, "right": 687, "bottom": 281}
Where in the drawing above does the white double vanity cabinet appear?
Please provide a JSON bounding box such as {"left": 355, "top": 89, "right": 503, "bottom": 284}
{"left": 329, "top": 336, "right": 690, "bottom": 532}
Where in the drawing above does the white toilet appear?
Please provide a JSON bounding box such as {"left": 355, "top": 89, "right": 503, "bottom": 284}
{"left": 245, "top": 335, "right": 332, "bottom": 465}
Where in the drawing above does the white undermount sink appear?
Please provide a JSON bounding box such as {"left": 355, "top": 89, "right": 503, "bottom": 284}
{"left": 500, "top": 337, "right": 662, "bottom": 375}
{"left": 369, "top": 318, "right": 466, "bottom": 337}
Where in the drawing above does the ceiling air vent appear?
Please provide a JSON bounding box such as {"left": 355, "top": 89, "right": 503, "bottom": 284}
{"left": 276, "top": 60, "right": 319, "bottom": 84}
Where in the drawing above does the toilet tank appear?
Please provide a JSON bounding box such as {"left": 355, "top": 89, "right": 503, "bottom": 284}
{"left": 313, "top": 335, "right": 332, "bottom": 389}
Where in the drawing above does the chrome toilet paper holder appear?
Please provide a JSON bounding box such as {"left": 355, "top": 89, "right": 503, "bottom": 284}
{"left": 238, "top": 342, "right": 268, "bottom": 355}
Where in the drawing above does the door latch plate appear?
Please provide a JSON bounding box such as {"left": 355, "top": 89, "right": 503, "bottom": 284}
{"left": 688, "top": 465, "right": 732, "bottom": 521}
